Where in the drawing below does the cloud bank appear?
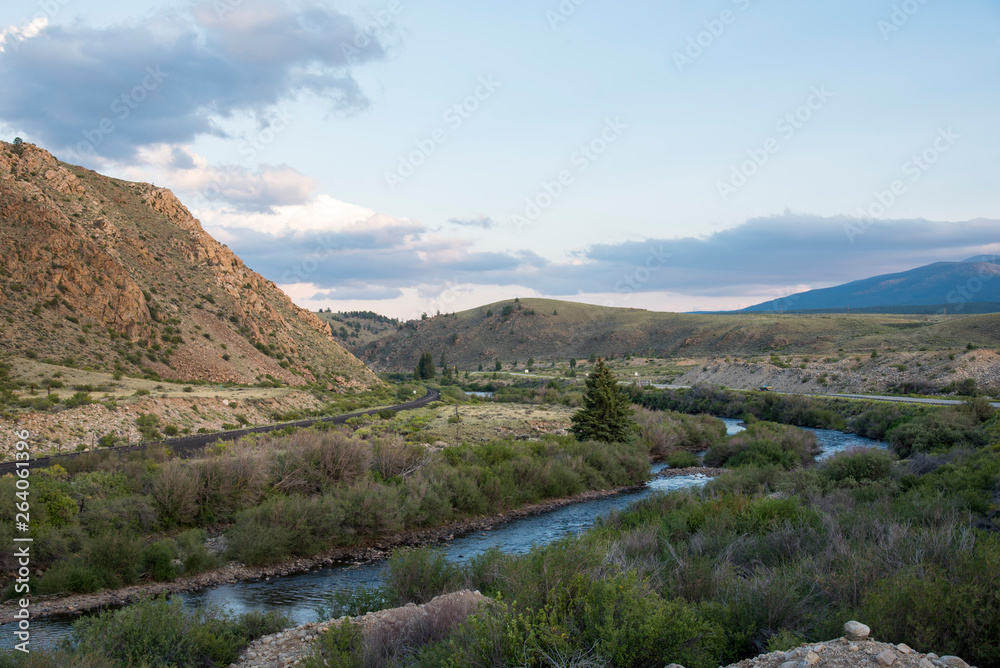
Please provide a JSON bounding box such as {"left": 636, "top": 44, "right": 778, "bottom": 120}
{"left": 0, "top": 0, "right": 388, "bottom": 160}
{"left": 204, "top": 205, "right": 1000, "bottom": 314}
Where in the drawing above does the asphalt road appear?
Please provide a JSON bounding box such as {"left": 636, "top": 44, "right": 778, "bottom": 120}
{"left": 0, "top": 389, "right": 441, "bottom": 476}
{"left": 650, "top": 384, "right": 1000, "bottom": 408}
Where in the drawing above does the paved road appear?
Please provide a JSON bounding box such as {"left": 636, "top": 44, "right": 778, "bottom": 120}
{"left": 831, "top": 393, "right": 1000, "bottom": 408}
{"left": 649, "top": 384, "right": 1000, "bottom": 408}
{"left": 0, "top": 389, "right": 441, "bottom": 476}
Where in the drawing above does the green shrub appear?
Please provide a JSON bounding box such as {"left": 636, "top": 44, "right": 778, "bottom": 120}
{"left": 35, "top": 560, "right": 103, "bottom": 596}
{"left": 705, "top": 422, "right": 818, "bottom": 470}
{"left": 314, "top": 585, "right": 392, "bottom": 621}
{"left": 301, "top": 620, "right": 363, "bottom": 668}
{"left": 862, "top": 546, "right": 1000, "bottom": 665}
{"left": 226, "top": 519, "right": 291, "bottom": 566}
{"left": 141, "top": 540, "right": 177, "bottom": 581}
{"left": 664, "top": 451, "right": 699, "bottom": 468}
{"left": 388, "top": 548, "right": 463, "bottom": 605}
{"left": 821, "top": 448, "right": 893, "bottom": 483}
{"left": 84, "top": 532, "right": 142, "bottom": 588}
{"left": 63, "top": 391, "right": 93, "bottom": 408}
{"left": 69, "top": 595, "right": 289, "bottom": 667}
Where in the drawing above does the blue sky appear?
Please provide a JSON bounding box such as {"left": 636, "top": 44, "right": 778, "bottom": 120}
{"left": 2, "top": 0, "right": 999, "bottom": 317}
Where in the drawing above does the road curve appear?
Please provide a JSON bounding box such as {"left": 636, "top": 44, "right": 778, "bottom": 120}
{"left": 0, "top": 389, "right": 441, "bottom": 476}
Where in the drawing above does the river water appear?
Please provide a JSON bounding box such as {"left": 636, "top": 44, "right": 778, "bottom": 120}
{"left": 2, "top": 419, "right": 885, "bottom": 649}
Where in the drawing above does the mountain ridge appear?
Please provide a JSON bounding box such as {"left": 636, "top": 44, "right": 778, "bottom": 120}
{"left": 0, "top": 141, "right": 379, "bottom": 389}
{"left": 743, "top": 259, "right": 1000, "bottom": 312}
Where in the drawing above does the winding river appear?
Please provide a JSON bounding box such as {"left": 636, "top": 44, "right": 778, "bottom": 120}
{"left": 1, "top": 418, "right": 885, "bottom": 649}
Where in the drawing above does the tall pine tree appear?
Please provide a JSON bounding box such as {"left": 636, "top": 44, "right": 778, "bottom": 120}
{"left": 415, "top": 352, "right": 435, "bottom": 380}
{"left": 570, "top": 357, "right": 637, "bottom": 443}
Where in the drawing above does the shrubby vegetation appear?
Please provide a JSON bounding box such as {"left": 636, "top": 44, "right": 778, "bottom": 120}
{"left": 8, "top": 377, "right": 1000, "bottom": 667}
{"left": 704, "top": 420, "right": 819, "bottom": 469}
{"left": 0, "top": 426, "right": 652, "bottom": 597}
{"left": 634, "top": 384, "right": 934, "bottom": 440}
{"left": 298, "top": 402, "right": 1000, "bottom": 668}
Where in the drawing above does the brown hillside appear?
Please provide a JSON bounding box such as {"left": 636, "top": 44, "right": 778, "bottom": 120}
{"left": 0, "top": 141, "right": 378, "bottom": 389}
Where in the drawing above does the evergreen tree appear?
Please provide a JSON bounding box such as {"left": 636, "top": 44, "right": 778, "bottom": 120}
{"left": 495, "top": 359, "right": 502, "bottom": 371}
{"left": 570, "top": 357, "right": 637, "bottom": 443}
{"left": 416, "top": 352, "right": 435, "bottom": 380}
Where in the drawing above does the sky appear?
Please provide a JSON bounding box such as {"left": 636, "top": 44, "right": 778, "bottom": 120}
{"left": 1, "top": 0, "right": 999, "bottom": 319}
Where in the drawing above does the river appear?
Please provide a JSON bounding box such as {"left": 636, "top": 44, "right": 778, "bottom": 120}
{"left": 1, "top": 418, "right": 885, "bottom": 649}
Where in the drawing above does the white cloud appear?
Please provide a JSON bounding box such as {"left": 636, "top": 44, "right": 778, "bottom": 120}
{"left": 197, "top": 194, "right": 398, "bottom": 235}
{"left": 0, "top": 17, "right": 47, "bottom": 53}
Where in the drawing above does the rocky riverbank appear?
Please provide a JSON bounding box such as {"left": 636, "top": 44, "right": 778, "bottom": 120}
{"left": 1, "top": 466, "right": 715, "bottom": 624}
{"left": 233, "top": 608, "right": 982, "bottom": 668}
{"left": 232, "top": 590, "right": 487, "bottom": 668}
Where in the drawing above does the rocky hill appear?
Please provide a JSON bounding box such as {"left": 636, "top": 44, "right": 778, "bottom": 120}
{"left": 355, "top": 297, "right": 1000, "bottom": 373}
{"left": 0, "top": 141, "right": 378, "bottom": 389}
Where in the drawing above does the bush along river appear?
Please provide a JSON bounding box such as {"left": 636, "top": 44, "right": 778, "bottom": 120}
{"left": 0, "top": 419, "right": 886, "bottom": 649}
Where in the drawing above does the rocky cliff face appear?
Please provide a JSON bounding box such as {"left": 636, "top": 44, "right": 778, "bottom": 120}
{"left": 0, "top": 141, "right": 379, "bottom": 389}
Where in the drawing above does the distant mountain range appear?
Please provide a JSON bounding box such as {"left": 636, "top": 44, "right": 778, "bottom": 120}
{"left": 742, "top": 257, "right": 1000, "bottom": 313}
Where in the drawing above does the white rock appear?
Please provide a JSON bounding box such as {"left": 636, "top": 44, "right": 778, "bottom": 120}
{"left": 778, "top": 661, "right": 798, "bottom": 668}
{"left": 843, "top": 620, "right": 871, "bottom": 641}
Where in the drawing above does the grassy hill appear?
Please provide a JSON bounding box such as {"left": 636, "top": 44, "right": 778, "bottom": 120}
{"left": 356, "top": 297, "right": 1000, "bottom": 372}
{"left": 317, "top": 310, "right": 401, "bottom": 348}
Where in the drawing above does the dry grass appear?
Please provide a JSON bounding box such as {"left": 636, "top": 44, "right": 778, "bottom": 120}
{"left": 417, "top": 402, "right": 575, "bottom": 445}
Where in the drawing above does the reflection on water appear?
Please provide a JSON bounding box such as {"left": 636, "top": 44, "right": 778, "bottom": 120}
{"left": 2, "top": 418, "right": 886, "bottom": 648}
